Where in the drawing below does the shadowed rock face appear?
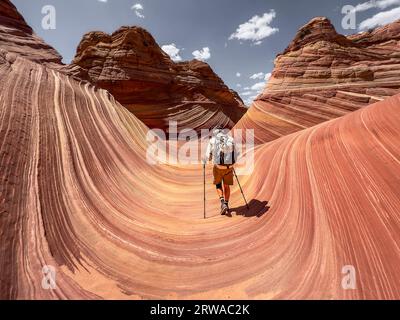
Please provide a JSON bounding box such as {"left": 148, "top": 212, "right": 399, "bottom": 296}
{"left": 236, "top": 17, "right": 400, "bottom": 144}
{"left": 0, "top": 0, "right": 62, "bottom": 66}
{"left": 65, "top": 26, "right": 247, "bottom": 133}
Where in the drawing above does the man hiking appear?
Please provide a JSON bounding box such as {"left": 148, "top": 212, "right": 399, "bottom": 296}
{"left": 204, "top": 126, "right": 237, "bottom": 216}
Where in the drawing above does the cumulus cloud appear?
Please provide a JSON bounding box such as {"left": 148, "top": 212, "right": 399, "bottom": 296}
{"left": 162, "top": 43, "right": 182, "bottom": 62}
{"left": 250, "top": 72, "right": 272, "bottom": 81}
{"left": 98, "top": 0, "right": 107, "bottom": 2}
{"left": 229, "top": 10, "right": 279, "bottom": 44}
{"left": 353, "top": 0, "right": 400, "bottom": 12}
{"left": 250, "top": 72, "right": 264, "bottom": 80}
{"left": 192, "top": 47, "right": 211, "bottom": 61}
{"left": 350, "top": 0, "right": 400, "bottom": 30}
{"left": 240, "top": 83, "right": 264, "bottom": 105}
{"left": 236, "top": 72, "right": 241, "bottom": 77}
{"left": 240, "top": 72, "right": 271, "bottom": 106}
{"left": 359, "top": 6, "right": 400, "bottom": 29}
{"left": 243, "top": 95, "right": 259, "bottom": 106}
{"left": 131, "top": 3, "right": 145, "bottom": 18}
{"left": 250, "top": 82, "right": 266, "bottom": 92}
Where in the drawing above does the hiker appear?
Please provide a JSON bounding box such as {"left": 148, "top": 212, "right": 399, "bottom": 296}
{"left": 204, "top": 126, "right": 237, "bottom": 215}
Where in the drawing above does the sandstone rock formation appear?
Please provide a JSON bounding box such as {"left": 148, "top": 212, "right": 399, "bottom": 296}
{"left": 1, "top": 0, "right": 245, "bottom": 134}
{"left": 236, "top": 17, "right": 400, "bottom": 144}
{"left": 0, "top": 0, "right": 62, "bottom": 66}
{"left": 2, "top": 46, "right": 400, "bottom": 298}
{"left": 1, "top": 1, "right": 400, "bottom": 300}
{"left": 65, "top": 26, "right": 247, "bottom": 133}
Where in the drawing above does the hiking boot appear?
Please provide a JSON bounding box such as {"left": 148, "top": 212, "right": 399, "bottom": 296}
{"left": 221, "top": 202, "right": 229, "bottom": 215}
{"left": 225, "top": 201, "right": 232, "bottom": 217}
{"left": 225, "top": 201, "right": 230, "bottom": 211}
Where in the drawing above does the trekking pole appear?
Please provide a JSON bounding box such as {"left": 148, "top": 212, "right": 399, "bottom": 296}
{"left": 203, "top": 162, "right": 206, "bottom": 219}
{"left": 233, "top": 168, "right": 249, "bottom": 210}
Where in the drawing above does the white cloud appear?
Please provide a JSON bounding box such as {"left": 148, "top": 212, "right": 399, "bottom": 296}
{"left": 249, "top": 72, "right": 272, "bottom": 81}
{"left": 131, "top": 3, "right": 145, "bottom": 18}
{"left": 359, "top": 6, "right": 400, "bottom": 30}
{"left": 244, "top": 95, "right": 259, "bottom": 106}
{"left": 236, "top": 72, "right": 241, "bottom": 77}
{"left": 162, "top": 43, "right": 182, "bottom": 62}
{"left": 132, "top": 3, "right": 143, "bottom": 9}
{"left": 250, "top": 72, "right": 265, "bottom": 80}
{"left": 237, "top": 84, "right": 242, "bottom": 88}
{"left": 240, "top": 73, "right": 270, "bottom": 105}
{"left": 98, "top": 0, "right": 107, "bottom": 2}
{"left": 192, "top": 47, "right": 211, "bottom": 61}
{"left": 353, "top": 0, "right": 400, "bottom": 12}
{"left": 350, "top": 0, "right": 400, "bottom": 30}
{"left": 251, "top": 82, "right": 266, "bottom": 92}
{"left": 229, "top": 10, "right": 279, "bottom": 44}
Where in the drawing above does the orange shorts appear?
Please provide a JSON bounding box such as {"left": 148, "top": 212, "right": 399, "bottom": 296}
{"left": 213, "top": 165, "right": 234, "bottom": 185}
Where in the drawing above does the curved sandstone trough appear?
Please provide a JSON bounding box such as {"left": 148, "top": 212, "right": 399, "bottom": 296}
{"left": 1, "top": 49, "right": 400, "bottom": 299}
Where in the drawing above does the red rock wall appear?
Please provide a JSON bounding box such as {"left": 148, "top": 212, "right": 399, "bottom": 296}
{"left": 236, "top": 17, "right": 400, "bottom": 144}
{"left": 65, "top": 27, "right": 247, "bottom": 133}
{"left": 0, "top": 0, "right": 245, "bottom": 134}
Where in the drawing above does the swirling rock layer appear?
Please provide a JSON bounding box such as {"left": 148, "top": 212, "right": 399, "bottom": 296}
{"left": 1, "top": 47, "right": 400, "bottom": 299}
{"left": 236, "top": 17, "right": 400, "bottom": 144}
{"left": 64, "top": 27, "right": 246, "bottom": 133}
{"left": 1, "top": 1, "right": 400, "bottom": 300}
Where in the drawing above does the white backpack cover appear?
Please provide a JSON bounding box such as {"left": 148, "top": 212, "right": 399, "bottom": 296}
{"left": 212, "top": 131, "right": 236, "bottom": 166}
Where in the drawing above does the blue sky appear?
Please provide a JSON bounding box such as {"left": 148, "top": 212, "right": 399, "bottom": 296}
{"left": 13, "top": 0, "right": 400, "bottom": 105}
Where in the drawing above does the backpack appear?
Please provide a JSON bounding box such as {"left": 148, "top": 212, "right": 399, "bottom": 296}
{"left": 213, "top": 131, "right": 236, "bottom": 166}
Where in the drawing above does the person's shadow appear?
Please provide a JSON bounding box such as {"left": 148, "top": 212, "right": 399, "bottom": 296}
{"left": 229, "top": 199, "right": 270, "bottom": 218}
